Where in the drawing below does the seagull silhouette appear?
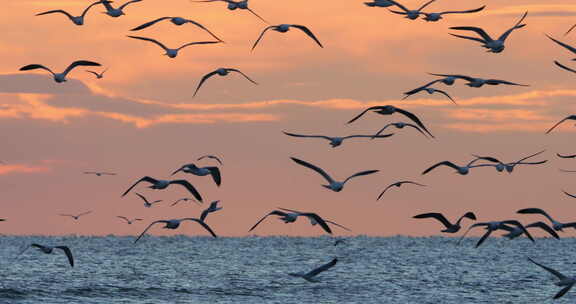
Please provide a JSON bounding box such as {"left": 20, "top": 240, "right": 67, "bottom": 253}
{"left": 134, "top": 218, "right": 217, "bottom": 243}
{"left": 101, "top": 0, "right": 143, "bottom": 17}
{"left": 171, "top": 163, "right": 221, "bottom": 187}
{"left": 252, "top": 24, "right": 323, "bottom": 51}
{"left": 130, "top": 17, "right": 224, "bottom": 42}
{"left": 377, "top": 181, "right": 426, "bottom": 200}
{"left": 36, "top": 0, "right": 110, "bottom": 25}
{"left": 346, "top": 105, "right": 434, "bottom": 138}
{"left": 283, "top": 131, "right": 394, "bottom": 148}
{"left": 413, "top": 212, "right": 476, "bottom": 233}
{"left": 249, "top": 208, "right": 334, "bottom": 234}
{"left": 18, "top": 244, "right": 74, "bottom": 267}
{"left": 20, "top": 60, "right": 101, "bottom": 83}
{"left": 121, "top": 176, "right": 203, "bottom": 202}
{"left": 60, "top": 211, "right": 92, "bottom": 220}
{"left": 127, "top": 36, "right": 221, "bottom": 58}
{"left": 193, "top": 0, "right": 268, "bottom": 24}
{"left": 193, "top": 68, "right": 257, "bottom": 97}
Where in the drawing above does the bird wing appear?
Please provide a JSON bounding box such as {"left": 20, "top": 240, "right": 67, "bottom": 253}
{"left": 134, "top": 220, "right": 167, "bottom": 243}
{"left": 555, "top": 283, "right": 575, "bottom": 299}
{"left": 85, "top": 70, "right": 100, "bottom": 77}
{"left": 457, "top": 222, "right": 487, "bottom": 244}
{"left": 305, "top": 258, "right": 338, "bottom": 278}
{"left": 528, "top": 257, "right": 568, "bottom": 280}
{"left": 117, "top": 216, "right": 129, "bottom": 223}
{"left": 394, "top": 107, "right": 434, "bottom": 138}
{"left": 461, "top": 212, "right": 477, "bottom": 221}
{"left": 526, "top": 222, "right": 560, "bottom": 239}
{"left": 413, "top": 213, "right": 452, "bottom": 229}
{"left": 169, "top": 180, "right": 203, "bottom": 202}
{"left": 134, "top": 192, "right": 150, "bottom": 204}
{"left": 119, "top": 0, "right": 143, "bottom": 10}
{"left": 55, "top": 246, "right": 74, "bottom": 267}
{"left": 251, "top": 26, "right": 276, "bottom": 51}
{"left": 377, "top": 183, "right": 397, "bottom": 200}
{"left": 63, "top": 61, "right": 101, "bottom": 77}
{"left": 554, "top": 60, "right": 576, "bottom": 74}
{"left": 475, "top": 229, "right": 493, "bottom": 247}
{"left": 249, "top": 210, "right": 287, "bottom": 232}
{"left": 566, "top": 24, "right": 576, "bottom": 36}
{"left": 346, "top": 106, "right": 386, "bottom": 124}
{"left": 343, "top": 170, "right": 379, "bottom": 185}
{"left": 498, "top": 12, "right": 528, "bottom": 42}
{"left": 193, "top": 70, "right": 219, "bottom": 97}
{"left": 127, "top": 35, "right": 168, "bottom": 51}
{"left": 448, "top": 33, "right": 488, "bottom": 44}
{"left": 517, "top": 208, "right": 555, "bottom": 223}
{"left": 171, "top": 164, "right": 190, "bottom": 176}
{"left": 226, "top": 68, "right": 258, "bottom": 84}
{"left": 206, "top": 167, "right": 222, "bottom": 186}
{"left": 428, "top": 73, "right": 475, "bottom": 82}
{"left": 82, "top": 0, "right": 108, "bottom": 17}
{"left": 402, "top": 123, "right": 428, "bottom": 137}
{"left": 36, "top": 10, "right": 74, "bottom": 20}
{"left": 469, "top": 155, "right": 503, "bottom": 166}
{"left": 302, "top": 213, "right": 333, "bottom": 234}
{"left": 502, "top": 220, "right": 534, "bottom": 242}
{"left": 197, "top": 155, "right": 223, "bottom": 165}
{"left": 122, "top": 176, "right": 158, "bottom": 197}
{"left": 386, "top": 0, "right": 410, "bottom": 12}
{"left": 184, "top": 20, "right": 225, "bottom": 42}
{"left": 449, "top": 26, "right": 493, "bottom": 42}
{"left": 546, "top": 117, "right": 571, "bottom": 134}
{"left": 563, "top": 190, "right": 576, "bottom": 199}
{"left": 283, "top": 131, "right": 332, "bottom": 141}
{"left": 404, "top": 80, "right": 441, "bottom": 95}
{"left": 557, "top": 153, "right": 576, "bottom": 159}
{"left": 19, "top": 64, "right": 55, "bottom": 75}
{"left": 326, "top": 220, "right": 352, "bottom": 232}
{"left": 417, "top": 0, "right": 436, "bottom": 11}
{"left": 433, "top": 89, "right": 457, "bottom": 104}
{"left": 180, "top": 218, "right": 218, "bottom": 237}
{"left": 290, "top": 157, "right": 335, "bottom": 184}
{"left": 130, "top": 17, "right": 171, "bottom": 31}
{"left": 484, "top": 79, "right": 528, "bottom": 86}
{"left": 438, "top": 5, "right": 485, "bottom": 15}
{"left": 422, "top": 161, "right": 460, "bottom": 175}
{"left": 247, "top": 8, "right": 269, "bottom": 24}
{"left": 171, "top": 199, "right": 184, "bottom": 206}
{"left": 290, "top": 25, "right": 324, "bottom": 48}
{"left": 59, "top": 214, "right": 74, "bottom": 218}
{"left": 177, "top": 41, "right": 221, "bottom": 51}
{"left": 513, "top": 150, "right": 546, "bottom": 163}
{"left": 77, "top": 211, "right": 92, "bottom": 217}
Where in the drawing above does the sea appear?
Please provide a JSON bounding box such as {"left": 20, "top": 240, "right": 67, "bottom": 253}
{"left": 0, "top": 235, "right": 572, "bottom": 303}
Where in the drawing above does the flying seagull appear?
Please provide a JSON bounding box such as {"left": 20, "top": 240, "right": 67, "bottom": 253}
{"left": 134, "top": 218, "right": 217, "bottom": 243}
{"left": 528, "top": 257, "right": 576, "bottom": 299}
{"left": 117, "top": 216, "right": 143, "bottom": 224}
{"left": 283, "top": 131, "right": 394, "bottom": 148}
{"left": 290, "top": 157, "right": 379, "bottom": 192}
{"left": 193, "top": 0, "right": 268, "bottom": 24}
{"left": 171, "top": 197, "right": 200, "bottom": 206}
{"left": 130, "top": 17, "right": 224, "bottom": 42}
{"left": 252, "top": 24, "right": 323, "bottom": 51}
{"left": 121, "top": 176, "right": 203, "bottom": 202}
{"left": 171, "top": 163, "right": 221, "bottom": 187}
{"left": 193, "top": 68, "right": 257, "bottom": 97}
{"left": 421, "top": 159, "right": 494, "bottom": 175}
{"left": 419, "top": 5, "right": 485, "bottom": 22}
{"left": 427, "top": 73, "right": 528, "bottom": 88}
{"left": 18, "top": 244, "right": 74, "bottom": 267}
{"left": 20, "top": 60, "right": 101, "bottom": 83}
{"left": 386, "top": 0, "right": 437, "bottom": 20}
{"left": 288, "top": 258, "right": 338, "bottom": 282}
{"left": 458, "top": 220, "right": 534, "bottom": 247}
{"left": 402, "top": 86, "right": 456, "bottom": 104}
{"left": 449, "top": 11, "right": 528, "bottom": 53}
{"left": 101, "top": 0, "right": 143, "bottom": 17}
{"left": 364, "top": 0, "right": 395, "bottom": 8}
{"left": 127, "top": 36, "right": 221, "bottom": 58}
{"left": 371, "top": 122, "right": 429, "bottom": 138}
{"left": 517, "top": 208, "right": 576, "bottom": 232}
{"left": 198, "top": 155, "right": 223, "bottom": 165}
{"left": 135, "top": 192, "right": 163, "bottom": 208}
{"left": 470, "top": 150, "right": 547, "bottom": 173}
{"left": 84, "top": 171, "right": 116, "bottom": 176}
{"left": 377, "top": 181, "right": 426, "bottom": 200}
{"left": 500, "top": 222, "right": 559, "bottom": 240}
{"left": 36, "top": 0, "right": 109, "bottom": 25}
{"left": 200, "top": 200, "right": 223, "bottom": 222}
{"left": 60, "top": 211, "right": 92, "bottom": 220}
{"left": 249, "top": 208, "right": 334, "bottom": 234}
{"left": 85, "top": 68, "right": 108, "bottom": 79}
{"left": 546, "top": 115, "right": 576, "bottom": 134}
{"left": 346, "top": 105, "right": 434, "bottom": 138}
{"left": 413, "top": 212, "right": 476, "bottom": 233}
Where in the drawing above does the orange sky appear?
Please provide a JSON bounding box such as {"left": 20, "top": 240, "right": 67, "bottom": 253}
{"left": 2, "top": 0, "right": 576, "bottom": 238}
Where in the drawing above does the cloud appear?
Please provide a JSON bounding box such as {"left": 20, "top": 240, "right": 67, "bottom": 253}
{"left": 0, "top": 164, "right": 50, "bottom": 175}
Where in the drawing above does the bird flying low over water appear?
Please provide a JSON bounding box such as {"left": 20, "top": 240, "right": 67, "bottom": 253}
{"left": 130, "top": 17, "right": 224, "bottom": 42}
{"left": 193, "top": 0, "right": 268, "bottom": 24}
{"left": 283, "top": 131, "right": 394, "bottom": 148}
{"left": 117, "top": 216, "right": 143, "bottom": 225}
{"left": 127, "top": 36, "right": 222, "bottom": 58}
{"left": 528, "top": 257, "right": 576, "bottom": 299}
{"left": 566, "top": 24, "right": 576, "bottom": 36}
{"left": 249, "top": 208, "right": 335, "bottom": 234}
{"left": 428, "top": 73, "right": 528, "bottom": 88}
{"left": 546, "top": 34, "right": 576, "bottom": 60}
{"left": 419, "top": 5, "right": 485, "bottom": 22}
{"left": 197, "top": 155, "right": 223, "bottom": 165}
{"left": 135, "top": 192, "right": 163, "bottom": 208}
{"left": 386, "top": 0, "right": 436, "bottom": 20}
{"left": 458, "top": 220, "right": 534, "bottom": 248}
{"left": 171, "top": 163, "right": 221, "bottom": 187}
{"left": 290, "top": 157, "right": 379, "bottom": 192}
{"left": 36, "top": 0, "right": 110, "bottom": 26}
{"left": 554, "top": 60, "right": 576, "bottom": 74}
{"left": 85, "top": 68, "right": 108, "bottom": 79}
{"left": 251, "top": 24, "right": 323, "bottom": 51}
{"left": 413, "top": 212, "right": 476, "bottom": 233}
{"left": 193, "top": 68, "right": 257, "bottom": 97}
{"left": 122, "top": 176, "right": 203, "bottom": 202}
{"left": 500, "top": 222, "right": 559, "bottom": 240}
{"left": 18, "top": 244, "right": 74, "bottom": 267}
{"left": 346, "top": 105, "right": 434, "bottom": 138}
{"left": 20, "top": 60, "right": 101, "bottom": 83}
{"left": 60, "top": 211, "right": 92, "bottom": 220}
{"left": 449, "top": 11, "right": 528, "bottom": 53}
{"left": 288, "top": 258, "right": 338, "bottom": 282}
{"left": 517, "top": 208, "right": 576, "bottom": 232}
{"left": 101, "top": 0, "right": 143, "bottom": 17}
{"left": 377, "top": 181, "right": 426, "bottom": 200}
{"left": 372, "top": 122, "right": 428, "bottom": 138}
{"left": 200, "top": 200, "right": 222, "bottom": 222}
{"left": 134, "top": 218, "right": 217, "bottom": 243}
{"left": 546, "top": 115, "right": 576, "bottom": 134}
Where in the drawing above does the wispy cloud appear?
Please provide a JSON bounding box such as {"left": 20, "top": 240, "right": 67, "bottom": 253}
{"left": 0, "top": 164, "right": 50, "bottom": 175}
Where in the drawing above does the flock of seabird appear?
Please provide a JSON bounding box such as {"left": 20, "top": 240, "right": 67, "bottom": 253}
{"left": 7, "top": 0, "right": 576, "bottom": 295}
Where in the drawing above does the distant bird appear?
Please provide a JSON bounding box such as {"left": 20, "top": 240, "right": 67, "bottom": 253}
{"left": 566, "top": 24, "right": 576, "bottom": 36}
{"left": 121, "top": 176, "right": 203, "bottom": 202}
{"left": 371, "top": 122, "right": 428, "bottom": 138}
{"left": 546, "top": 34, "right": 576, "bottom": 60}
{"left": 85, "top": 68, "right": 108, "bottom": 79}
{"left": 283, "top": 131, "right": 394, "bottom": 148}
{"left": 419, "top": 5, "right": 485, "bottom": 22}
{"left": 470, "top": 150, "right": 547, "bottom": 173}
{"left": 377, "top": 181, "right": 426, "bottom": 200}
{"left": 84, "top": 171, "right": 116, "bottom": 176}
{"left": 171, "top": 163, "right": 221, "bottom": 187}
{"left": 364, "top": 0, "right": 395, "bottom": 8}
{"left": 346, "top": 105, "right": 434, "bottom": 138}
{"left": 558, "top": 153, "right": 576, "bottom": 159}
{"left": 458, "top": 220, "right": 534, "bottom": 247}
{"left": 386, "top": 0, "right": 436, "bottom": 20}
{"left": 421, "top": 159, "right": 493, "bottom": 175}
{"left": 288, "top": 258, "right": 338, "bottom": 282}
{"left": 449, "top": 11, "right": 528, "bottom": 53}
{"left": 200, "top": 200, "right": 222, "bottom": 222}
{"left": 290, "top": 157, "right": 379, "bottom": 192}
{"left": 564, "top": 190, "right": 576, "bottom": 199}
{"left": 171, "top": 197, "right": 200, "bottom": 206}
{"left": 18, "top": 244, "right": 74, "bottom": 267}
{"left": 193, "top": 0, "right": 268, "bottom": 24}
{"left": 528, "top": 257, "right": 576, "bottom": 299}
{"left": 517, "top": 208, "right": 576, "bottom": 232}
{"left": 101, "top": 0, "right": 143, "bottom": 17}
{"left": 546, "top": 115, "right": 576, "bottom": 134}
{"left": 428, "top": 73, "right": 528, "bottom": 88}
{"left": 249, "top": 208, "right": 334, "bottom": 234}
{"left": 402, "top": 86, "right": 456, "bottom": 104}
{"left": 500, "top": 222, "right": 560, "bottom": 240}
{"left": 413, "top": 212, "right": 476, "bottom": 233}
{"left": 130, "top": 17, "right": 224, "bottom": 42}
{"left": 251, "top": 24, "right": 323, "bottom": 51}
{"left": 135, "top": 192, "right": 163, "bottom": 208}
{"left": 20, "top": 60, "right": 101, "bottom": 83}
{"left": 197, "top": 155, "right": 223, "bottom": 165}
{"left": 36, "top": 0, "right": 109, "bottom": 26}
{"left": 117, "top": 216, "right": 143, "bottom": 224}
{"left": 134, "top": 218, "right": 217, "bottom": 243}
{"left": 554, "top": 60, "right": 576, "bottom": 74}
{"left": 193, "top": 68, "right": 257, "bottom": 97}
{"left": 60, "top": 211, "right": 92, "bottom": 220}
{"left": 127, "top": 36, "right": 221, "bottom": 58}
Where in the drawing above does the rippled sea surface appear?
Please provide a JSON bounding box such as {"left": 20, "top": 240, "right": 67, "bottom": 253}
{"left": 1, "top": 235, "right": 575, "bottom": 303}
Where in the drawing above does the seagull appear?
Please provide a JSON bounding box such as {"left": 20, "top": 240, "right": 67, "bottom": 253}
{"left": 290, "top": 157, "right": 379, "bottom": 192}
{"left": 85, "top": 68, "right": 108, "bottom": 79}
{"left": 127, "top": 36, "right": 221, "bottom": 58}
{"left": 517, "top": 208, "right": 576, "bottom": 232}
{"left": 386, "top": 0, "right": 436, "bottom": 20}
{"left": 427, "top": 73, "right": 528, "bottom": 88}
{"left": 413, "top": 212, "right": 476, "bottom": 233}
{"left": 421, "top": 159, "right": 494, "bottom": 175}
{"left": 280, "top": 208, "right": 351, "bottom": 232}
{"left": 419, "top": 5, "right": 485, "bottom": 22}
{"left": 346, "top": 105, "right": 434, "bottom": 138}
{"left": 171, "top": 164, "right": 221, "bottom": 187}
{"left": 193, "top": 68, "right": 257, "bottom": 97}
{"left": 101, "top": 0, "right": 143, "bottom": 17}
{"left": 200, "top": 200, "right": 223, "bottom": 222}
{"left": 197, "top": 155, "right": 223, "bottom": 165}
{"left": 546, "top": 115, "right": 576, "bottom": 134}
{"left": 528, "top": 257, "right": 576, "bottom": 299}
{"left": 288, "top": 258, "right": 338, "bottom": 282}
{"left": 60, "top": 211, "right": 92, "bottom": 220}
{"left": 470, "top": 150, "right": 547, "bottom": 173}
{"left": 193, "top": 0, "right": 268, "bottom": 24}
{"left": 449, "top": 11, "right": 527, "bottom": 53}
{"left": 134, "top": 218, "right": 217, "bottom": 243}
{"left": 402, "top": 86, "right": 456, "bottom": 104}
{"left": 83, "top": 171, "right": 116, "bottom": 176}
{"left": 19, "top": 60, "right": 101, "bottom": 83}
{"left": 36, "top": 1, "right": 109, "bottom": 26}
{"left": 554, "top": 60, "right": 576, "bottom": 74}
{"left": 117, "top": 216, "right": 143, "bottom": 224}
{"left": 364, "top": 0, "right": 395, "bottom": 8}
{"left": 458, "top": 220, "right": 534, "bottom": 247}
{"left": 566, "top": 24, "right": 576, "bottom": 36}
{"left": 283, "top": 131, "right": 394, "bottom": 148}
{"left": 171, "top": 197, "right": 200, "bottom": 206}
{"left": 18, "top": 244, "right": 74, "bottom": 267}
{"left": 249, "top": 208, "right": 334, "bottom": 234}
{"left": 546, "top": 34, "right": 576, "bottom": 60}
{"left": 121, "top": 176, "right": 203, "bottom": 202}
{"left": 130, "top": 17, "right": 224, "bottom": 42}
{"left": 135, "top": 192, "right": 163, "bottom": 208}
{"left": 372, "top": 122, "right": 428, "bottom": 138}
{"left": 377, "top": 181, "right": 426, "bottom": 200}
{"left": 558, "top": 153, "right": 576, "bottom": 159}
{"left": 500, "top": 222, "right": 560, "bottom": 240}
{"left": 251, "top": 24, "right": 323, "bottom": 51}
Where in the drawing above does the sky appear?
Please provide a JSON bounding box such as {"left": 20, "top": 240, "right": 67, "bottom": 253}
{"left": 1, "top": 0, "right": 576, "bottom": 238}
